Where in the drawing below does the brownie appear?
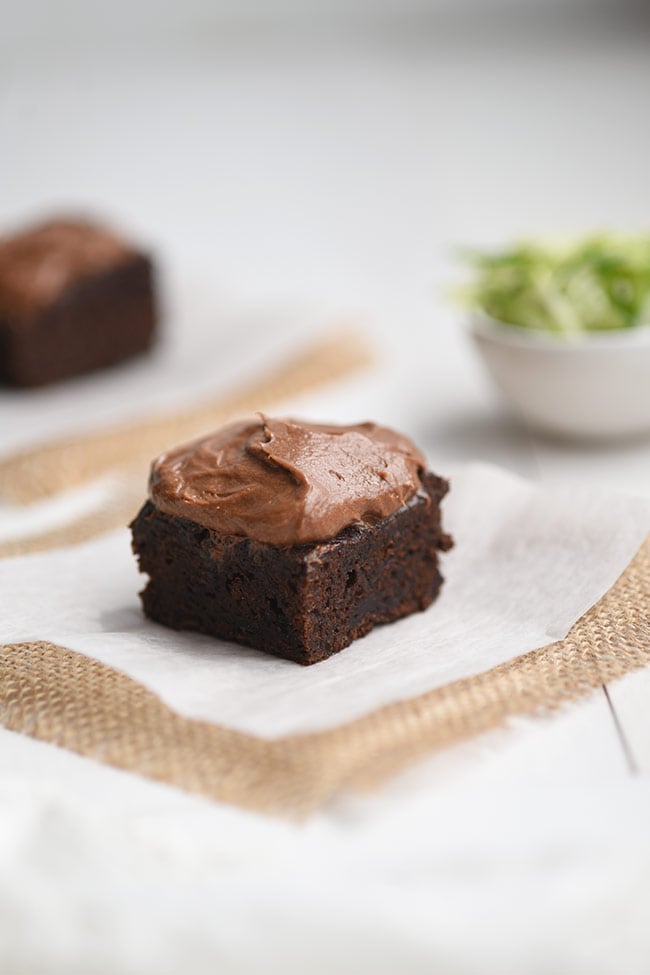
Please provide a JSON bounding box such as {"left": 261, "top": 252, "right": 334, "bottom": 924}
{"left": 131, "top": 417, "right": 452, "bottom": 665}
{"left": 0, "top": 217, "right": 158, "bottom": 387}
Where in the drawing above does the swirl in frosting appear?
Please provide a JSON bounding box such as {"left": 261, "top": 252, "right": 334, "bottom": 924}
{"left": 149, "top": 415, "right": 428, "bottom": 545}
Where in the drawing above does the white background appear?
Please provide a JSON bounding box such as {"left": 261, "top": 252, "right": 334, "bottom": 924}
{"left": 2, "top": 2, "right": 650, "bottom": 972}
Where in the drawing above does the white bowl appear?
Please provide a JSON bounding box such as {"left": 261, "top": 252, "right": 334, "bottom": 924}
{"left": 470, "top": 313, "right": 650, "bottom": 440}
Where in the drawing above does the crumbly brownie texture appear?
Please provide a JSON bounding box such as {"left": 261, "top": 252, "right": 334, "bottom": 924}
{"left": 131, "top": 471, "right": 452, "bottom": 666}
{"left": 0, "top": 218, "right": 157, "bottom": 387}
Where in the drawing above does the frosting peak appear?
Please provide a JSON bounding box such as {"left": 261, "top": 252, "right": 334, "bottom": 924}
{"left": 149, "top": 416, "right": 427, "bottom": 545}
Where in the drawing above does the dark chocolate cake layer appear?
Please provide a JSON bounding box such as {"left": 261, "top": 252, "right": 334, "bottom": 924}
{"left": 131, "top": 472, "right": 452, "bottom": 666}
{"left": 0, "top": 218, "right": 157, "bottom": 387}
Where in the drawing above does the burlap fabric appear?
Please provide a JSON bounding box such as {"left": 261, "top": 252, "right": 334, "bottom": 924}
{"left": 1, "top": 329, "right": 648, "bottom": 815}
{"left": 1, "top": 536, "right": 648, "bottom": 817}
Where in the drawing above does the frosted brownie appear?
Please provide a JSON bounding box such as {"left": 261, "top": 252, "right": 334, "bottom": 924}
{"left": 0, "top": 217, "right": 157, "bottom": 386}
{"left": 131, "top": 416, "right": 452, "bottom": 665}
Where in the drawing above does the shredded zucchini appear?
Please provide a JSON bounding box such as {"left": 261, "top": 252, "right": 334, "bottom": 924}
{"left": 459, "top": 235, "right": 650, "bottom": 333}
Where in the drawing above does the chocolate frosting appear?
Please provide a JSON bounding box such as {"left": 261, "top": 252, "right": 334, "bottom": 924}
{"left": 149, "top": 416, "right": 428, "bottom": 545}
{"left": 0, "top": 218, "right": 135, "bottom": 320}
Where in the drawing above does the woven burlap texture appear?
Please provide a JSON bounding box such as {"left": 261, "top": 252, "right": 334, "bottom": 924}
{"left": 2, "top": 536, "right": 648, "bottom": 817}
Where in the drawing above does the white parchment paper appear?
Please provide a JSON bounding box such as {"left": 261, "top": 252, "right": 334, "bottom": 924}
{"left": 2, "top": 462, "right": 650, "bottom": 737}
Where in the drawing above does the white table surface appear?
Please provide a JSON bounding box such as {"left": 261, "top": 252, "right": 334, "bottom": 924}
{"left": 1, "top": 22, "right": 650, "bottom": 974}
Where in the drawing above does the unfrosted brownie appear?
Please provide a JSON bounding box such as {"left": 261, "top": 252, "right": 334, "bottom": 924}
{"left": 0, "top": 217, "right": 157, "bottom": 386}
{"left": 131, "top": 417, "right": 452, "bottom": 665}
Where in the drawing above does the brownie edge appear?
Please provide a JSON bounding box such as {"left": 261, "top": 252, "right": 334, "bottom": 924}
{"left": 131, "top": 472, "right": 452, "bottom": 666}
{"left": 0, "top": 219, "right": 158, "bottom": 387}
